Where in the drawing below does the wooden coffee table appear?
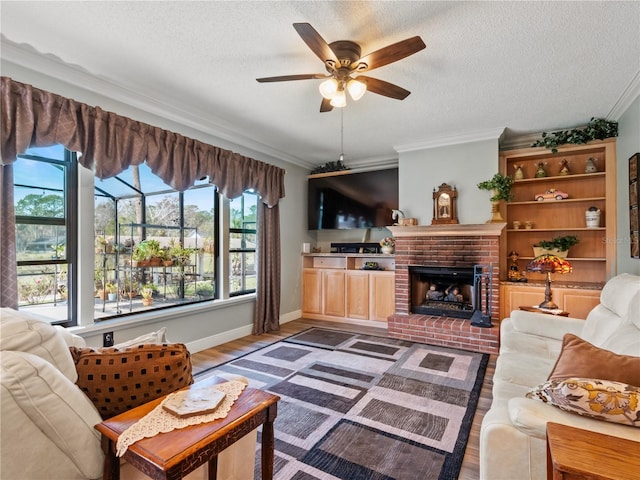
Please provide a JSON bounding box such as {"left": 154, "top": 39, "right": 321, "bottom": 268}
{"left": 95, "top": 376, "right": 280, "bottom": 480}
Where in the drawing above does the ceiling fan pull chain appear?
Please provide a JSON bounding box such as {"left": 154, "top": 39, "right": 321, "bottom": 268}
{"left": 339, "top": 108, "right": 344, "bottom": 162}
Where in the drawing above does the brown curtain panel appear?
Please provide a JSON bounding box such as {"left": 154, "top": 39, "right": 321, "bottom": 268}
{"left": 253, "top": 202, "right": 281, "bottom": 334}
{"left": 1, "top": 77, "right": 285, "bottom": 332}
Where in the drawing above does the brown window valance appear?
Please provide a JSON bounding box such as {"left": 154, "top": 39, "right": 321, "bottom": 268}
{"left": 1, "top": 76, "right": 285, "bottom": 206}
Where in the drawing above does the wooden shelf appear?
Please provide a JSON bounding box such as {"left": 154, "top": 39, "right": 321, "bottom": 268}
{"left": 512, "top": 172, "right": 605, "bottom": 184}
{"left": 508, "top": 197, "right": 605, "bottom": 206}
{"left": 507, "top": 227, "right": 606, "bottom": 232}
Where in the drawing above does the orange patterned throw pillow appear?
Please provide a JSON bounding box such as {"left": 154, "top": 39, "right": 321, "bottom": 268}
{"left": 527, "top": 377, "right": 640, "bottom": 427}
{"left": 70, "top": 343, "right": 193, "bottom": 419}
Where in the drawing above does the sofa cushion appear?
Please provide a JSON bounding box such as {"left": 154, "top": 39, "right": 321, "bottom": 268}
{"left": 0, "top": 307, "right": 78, "bottom": 382}
{"left": 581, "top": 273, "right": 640, "bottom": 345}
{"left": 1, "top": 350, "right": 104, "bottom": 479}
{"left": 548, "top": 334, "right": 640, "bottom": 386}
{"left": 526, "top": 378, "right": 640, "bottom": 427}
{"left": 70, "top": 343, "right": 193, "bottom": 419}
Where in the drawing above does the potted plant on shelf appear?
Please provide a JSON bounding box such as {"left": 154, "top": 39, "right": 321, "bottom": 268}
{"left": 122, "top": 275, "right": 139, "bottom": 299}
{"left": 169, "top": 241, "right": 194, "bottom": 266}
{"left": 141, "top": 284, "right": 156, "bottom": 306}
{"left": 105, "top": 282, "right": 118, "bottom": 301}
{"left": 477, "top": 173, "right": 514, "bottom": 223}
{"left": 132, "top": 239, "right": 162, "bottom": 267}
{"left": 533, "top": 235, "right": 579, "bottom": 258}
{"left": 158, "top": 247, "right": 173, "bottom": 267}
{"left": 380, "top": 237, "right": 395, "bottom": 254}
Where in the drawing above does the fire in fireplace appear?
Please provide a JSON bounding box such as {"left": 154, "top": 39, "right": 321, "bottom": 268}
{"left": 409, "top": 266, "right": 479, "bottom": 319}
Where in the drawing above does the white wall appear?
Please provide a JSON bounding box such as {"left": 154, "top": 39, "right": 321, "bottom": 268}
{"left": 2, "top": 61, "right": 310, "bottom": 350}
{"left": 398, "top": 138, "right": 500, "bottom": 225}
{"left": 616, "top": 94, "right": 640, "bottom": 275}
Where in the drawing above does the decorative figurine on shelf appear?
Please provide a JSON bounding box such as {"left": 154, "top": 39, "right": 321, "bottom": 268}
{"left": 558, "top": 159, "right": 570, "bottom": 176}
{"left": 513, "top": 164, "right": 525, "bottom": 180}
{"left": 445, "top": 285, "right": 463, "bottom": 302}
{"left": 585, "top": 157, "right": 598, "bottom": 173}
{"left": 508, "top": 250, "right": 527, "bottom": 282}
{"left": 426, "top": 284, "right": 444, "bottom": 301}
{"left": 534, "top": 161, "right": 547, "bottom": 178}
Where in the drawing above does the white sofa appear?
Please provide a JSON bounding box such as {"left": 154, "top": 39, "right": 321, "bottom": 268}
{"left": 0, "top": 307, "right": 256, "bottom": 480}
{"left": 480, "top": 273, "right": 640, "bottom": 480}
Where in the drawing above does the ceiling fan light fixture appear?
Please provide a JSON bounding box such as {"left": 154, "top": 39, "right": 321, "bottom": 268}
{"left": 330, "top": 89, "right": 347, "bottom": 108}
{"left": 319, "top": 78, "right": 339, "bottom": 99}
{"left": 347, "top": 79, "right": 366, "bottom": 101}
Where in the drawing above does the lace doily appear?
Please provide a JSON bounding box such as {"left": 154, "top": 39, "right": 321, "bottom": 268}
{"left": 116, "top": 380, "right": 246, "bottom": 456}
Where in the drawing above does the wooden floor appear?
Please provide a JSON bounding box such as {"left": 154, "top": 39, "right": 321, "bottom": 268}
{"left": 190, "top": 318, "right": 496, "bottom": 480}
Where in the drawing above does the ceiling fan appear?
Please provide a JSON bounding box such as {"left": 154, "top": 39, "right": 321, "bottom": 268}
{"left": 256, "top": 23, "right": 426, "bottom": 112}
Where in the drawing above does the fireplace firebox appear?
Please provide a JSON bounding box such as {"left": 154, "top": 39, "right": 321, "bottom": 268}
{"left": 409, "top": 266, "right": 479, "bottom": 319}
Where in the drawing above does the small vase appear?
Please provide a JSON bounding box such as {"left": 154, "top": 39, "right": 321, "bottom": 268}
{"left": 487, "top": 193, "right": 505, "bottom": 223}
{"left": 381, "top": 246, "right": 394, "bottom": 254}
{"left": 108, "top": 293, "right": 117, "bottom": 302}
{"left": 534, "top": 162, "right": 547, "bottom": 178}
{"left": 513, "top": 164, "right": 524, "bottom": 180}
{"left": 585, "top": 157, "right": 597, "bottom": 173}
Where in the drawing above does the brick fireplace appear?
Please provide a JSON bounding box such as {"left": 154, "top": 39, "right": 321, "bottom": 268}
{"left": 386, "top": 224, "right": 505, "bottom": 354}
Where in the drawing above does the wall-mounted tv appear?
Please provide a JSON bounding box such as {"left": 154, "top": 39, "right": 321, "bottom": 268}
{"left": 308, "top": 168, "right": 399, "bottom": 230}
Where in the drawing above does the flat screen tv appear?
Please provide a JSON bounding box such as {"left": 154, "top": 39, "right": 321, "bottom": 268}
{"left": 308, "top": 168, "right": 399, "bottom": 230}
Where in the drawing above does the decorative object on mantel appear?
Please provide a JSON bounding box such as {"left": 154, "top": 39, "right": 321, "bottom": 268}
{"left": 432, "top": 183, "right": 459, "bottom": 225}
{"left": 533, "top": 235, "right": 579, "bottom": 258}
{"left": 379, "top": 236, "right": 395, "bottom": 254}
{"left": 531, "top": 117, "right": 619, "bottom": 153}
{"left": 558, "top": 159, "right": 570, "bottom": 176}
{"left": 477, "top": 173, "right": 513, "bottom": 223}
{"left": 526, "top": 254, "right": 572, "bottom": 310}
{"left": 392, "top": 209, "right": 418, "bottom": 226}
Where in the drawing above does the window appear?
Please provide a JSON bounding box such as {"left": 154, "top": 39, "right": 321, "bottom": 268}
{"left": 229, "top": 191, "right": 257, "bottom": 296}
{"left": 13, "top": 145, "right": 256, "bottom": 325}
{"left": 14, "top": 145, "right": 77, "bottom": 326}
{"left": 94, "top": 164, "right": 219, "bottom": 320}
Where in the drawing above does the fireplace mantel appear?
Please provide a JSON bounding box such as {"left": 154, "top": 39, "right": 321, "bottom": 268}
{"left": 388, "top": 223, "right": 506, "bottom": 237}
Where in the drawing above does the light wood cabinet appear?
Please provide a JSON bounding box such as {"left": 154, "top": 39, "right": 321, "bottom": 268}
{"left": 500, "top": 282, "right": 601, "bottom": 319}
{"left": 301, "top": 254, "right": 395, "bottom": 323}
{"left": 498, "top": 139, "right": 615, "bottom": 318}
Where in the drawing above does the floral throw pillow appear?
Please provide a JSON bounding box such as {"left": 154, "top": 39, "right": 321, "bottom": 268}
{"left": 527, "top": 377, "right": 640, "bottom": 427}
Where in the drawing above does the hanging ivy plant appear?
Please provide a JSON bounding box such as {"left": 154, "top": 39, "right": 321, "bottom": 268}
{"left": 309, "top": 160, "right": 350, "bottom": 175}
{"left": 532, "top": 117, "right": 618, "bottom": 153}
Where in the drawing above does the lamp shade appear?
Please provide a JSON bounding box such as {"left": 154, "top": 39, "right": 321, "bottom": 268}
{"left": 329, "top": 89, "right": 347, "bottom": 108}
{"left": 319, "top": 78, "right": 339, "bottom": 99}
{"left": 346, "top": 79, "right": 367, "bottom": 101}
{"left": 526, "top": 254, "right": 572, "bottom": 274}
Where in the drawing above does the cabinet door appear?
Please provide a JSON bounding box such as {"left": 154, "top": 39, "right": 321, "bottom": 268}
{"left": 347, "top": 271, "right": 370, "bottom": 320}
{"left": 558, "top": 289, "right": 600, "bottom": 319}
{"left": 501, "top": 284, "right": 549, "bottom": 318}
{"left": 301, "top": 269, "right": 323, "bottom": 315}
{"left": 323, "top": 270, "right": 346, "bottom": 317}
{"left": 370, "top": 272, "right": 395, "bottom": 321}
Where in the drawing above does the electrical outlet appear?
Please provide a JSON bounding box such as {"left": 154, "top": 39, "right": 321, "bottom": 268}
{"left": 103, "top": 331, "right": 114, "bottom": 347}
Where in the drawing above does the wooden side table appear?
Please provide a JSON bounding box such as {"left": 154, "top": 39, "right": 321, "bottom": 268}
{"left": 519, "top": 306, "right": 570, "bottom": 317}
{"left": 96, "top": 376, "right": 280, "bottom": 480}
{"left": 546, "top": 422, "right": 640, "bottom": 480}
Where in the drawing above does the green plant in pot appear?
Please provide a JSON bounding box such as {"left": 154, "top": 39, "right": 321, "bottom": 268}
{"left": 132, "top": 239, "right": 162, "bottom": 266}
{"left": 534, "top": 235, "right": 579, "bottom": 257}
{"left": 477, "top": 173, "right": 514, "bottom": 223}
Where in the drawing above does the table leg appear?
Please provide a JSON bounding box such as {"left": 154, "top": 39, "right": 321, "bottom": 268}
{"left": 102, "top": 438, "right": 120, "bottom": 480}
{"left": 261, "top": 403, "right": 278, "bottom": 480}
{"left": 208, "top": 455, "right": 218, "bottom": 480}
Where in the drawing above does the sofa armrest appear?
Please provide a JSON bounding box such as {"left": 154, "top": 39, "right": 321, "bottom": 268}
{"left": 508, "top": 310, "right": 585, "bottom": 341}
{"left": 508, "top": 397, "right": 640, "bottom": 442}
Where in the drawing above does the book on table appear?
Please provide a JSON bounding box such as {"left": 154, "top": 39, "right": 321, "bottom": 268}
{"left": 162, "top": 386, "right": 226, "bottom": 418}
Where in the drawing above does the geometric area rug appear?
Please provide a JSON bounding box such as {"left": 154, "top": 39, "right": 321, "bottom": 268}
{"left": 196, "top": 328, "right": 489, "bottom": 480}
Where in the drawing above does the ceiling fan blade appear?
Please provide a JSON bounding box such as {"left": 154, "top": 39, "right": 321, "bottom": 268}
{"left": 256, "top": 73, "right": 328, "bottom": 83}
{"left": 293, "top": 23, "right": 339, "bottom": 65}
{"left": 358, "top": 76, "right": 411, "bottom": 100}
{"left": 357, "top": 36, "right": 426, "bottom": 71}
{"left": 320, "top": 98, "right": 334, "bottom": 113}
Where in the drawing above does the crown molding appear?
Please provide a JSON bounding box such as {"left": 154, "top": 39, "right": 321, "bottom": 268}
{"left": 608, "top": 68, "right": 640, "bottom": 120}
{"left": 394, "top": 127, "right": 505, "bottom": 153}
{"left": 1, "top": 36, "right": 313, "bottom": 169}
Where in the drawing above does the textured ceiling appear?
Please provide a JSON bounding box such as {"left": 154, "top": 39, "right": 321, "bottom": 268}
{"left": 1, "top": 1, "right": 639, "bottom": 170}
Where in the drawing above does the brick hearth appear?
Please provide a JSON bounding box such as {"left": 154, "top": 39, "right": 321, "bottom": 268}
{"left": 386, "top": 224, "right": 505, "bottom": 354}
